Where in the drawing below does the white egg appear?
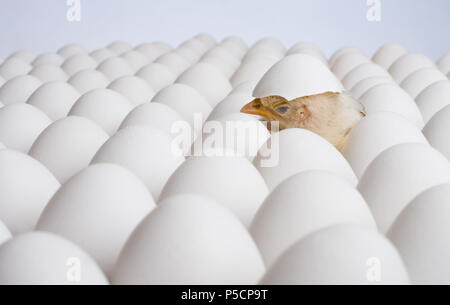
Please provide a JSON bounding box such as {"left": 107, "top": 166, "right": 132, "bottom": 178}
{"left": 36, "top": 163, "right": 156, "bottom": 276}
{"left": 242, "top": 50, "right": 283, "bottom": 64}
{"left": 261, "top": 224, "right": 410, "bottom": 285}
{"left": 194, "top": 33, "right": 217, "bottom": 49}
{"left": 68, "top": 69, "right": 110, "bottom": 95}
{"left": 175, "top": 46, "right": 202, "bottom": 63}
{"left": 0, "top": 58, "right": 32, "bottom": 80}
{"left": 0, "top": 76, "right": 4, "bottom": 87}
{"left": 27, "top": 81, "right": 80, "bottom": 120}
{"left": 423, "top": 105, "right": 450, "bottom": 160}
{"left": 0, "top": 104, "right": 52, "bottom": 152}
{"left": 230, "top": 80, "right": 258, "bottom": 95}
{"left": 416, "top": 80, "right": 450, "bottom": 124}
{"left": 107, "top": 41, "right": 133, "bottom": 55}
{"left": 344, "top": 112, "right": 428, "bottom": 178}
{"left": 220, "top": 36, "right": 248, "bottom": 59}
{"left": 0, "top": 219, "right": 10, "bottom": 246}
{"left": 0, "top": 75, "right": 42, "bottom": 105}
{"left": 61, "top": 54, "right": 98, "bottom": 76}
{"left": 437, "top": 53, "right": 450, "bottom": 75}
{"left": 0, "top": 232, "right": 108, "bottom": 285}
{"left": 0, "top": 149, "right": 60, "bottom": 234}
{"left": 29, "top": 116, "right": 109, "bottom": 183}
{"left": 92, "top": 126, "right": 185, "bottom": 200}
{"left": 32, "top": 53, "right": 64, "bottom": 66}
{"left": 136, "top": 63, "right": 176, "bottom": 92}
{"left": 287, "top": 43, "right": 327, "bottom": 63}
{"left": 135, "top": 43, "right": 172, "bottom": 61}
{"left": 332, "top": 53, "right": 371, "bottom": 80}
{"left": 342, "top": 63, "right": 391, "bottom": 90}
{"left": 253, "top": 54, "right": 344, "bottom": 100}
{"left": 350, "top": 75, "right": 395, "bottom": 99}
{"left": 248, "top": 37, "right": 286, "bottom": 57}
{"left": 253, "top": 128, "right": 357, "bottom": 191}
{"left": 206, "top": 93, "right": 253, "bottom": 121}
{"left": 57, "top": 44, "right": 87, "bottom": 58}
{"left": 113, "top": 195, "right": 265, "bottom": 285}
{"left": 358, "top": 143, "right": 450, "bottom": 233}
{"left": 388, "top": 184, "right": 450, "bottom": 284}
{"left": 69, "top": 89, "right": 133, "bottom": 135}
{"left": 29, "top": 64, "right": 69, "bottom": 82}
{"left": 160, "top": 156, "right": 268, "bottom": 226}
{"left": 251, "top": 171, "right": 376, "bottom": 267}
{"left": 372, "top": 43, "right": 408, "bottom": 70}
{"left": 0, "top": 141, "right": 4, "bottom": 149}
{"left": 201, "top": 46, "right": 241, "bottom": 70}
{"left": 230, "top": 57, "right": 277, "bottom": 87}
{"left": 108, "top": 76, "right": 155, "bottom": 106}
{"left": 119, "top": 102, "right": 186, "bottom": 139}
{"left": 400, "top": 67, "right": 447, "bottom": 99}
{"left": 329, "top": 47, "right": 364, "bottom": 67}
{"left": 200, "top": 55, "right": 236, "bottom": 78}
{"left": 120, "top": 51, "right": 150, "bottom": 71}
{"left": 154, "top": 52, "right": 191, "bottom": 76}
{"left": 389, "top": 53, "right": 436, "bottom": 83}
{"left": 90, "top": 48, "right": 116, "bottom": 63}
{"left": 179, "top": 39, "right": 210, "bottom": 56}
{"left": 97, "top": 57, "right": 134, "bottom": 81}
{"left": 176, "top": 63, "right": 232, "bottom": 107}
{"left": 152, "top": 84, "right": 212, "bottom": 134}
{"left": 7, "top": 50, "right": 36, "bottom": 64}
{"left": 359, "top": 83, "right": 424, "bottom": 128}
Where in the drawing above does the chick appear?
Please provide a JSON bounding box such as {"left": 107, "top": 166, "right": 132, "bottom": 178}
{"left": 241, "top": 92, "right": 365, "bottom": 152}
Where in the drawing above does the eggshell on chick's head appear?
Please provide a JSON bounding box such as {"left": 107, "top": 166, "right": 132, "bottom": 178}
{"left": 358, "top": 143, "right": 450, "bottom": 233}
{"left": 388, "top": 184, "right": 450, "bottom": 285}
{"left": 253, "top": 128, "right": 357, "bottom": 191}
{"left": 36, "top": 163, "right": 156, "bottom": 276}
{"left": 135, "top": 63, "right": 176, "bottom": 92}
{"left": 389, "top": 53, "right": 436, "bottom": 83}
{"left": 0, "top": 75, "right": 42, "bottom": 105}
{"left": 423, "top": 105, "right": 450, "bottom": 161}
{"left": 68, "top": 69, "right": 110, "bottom": 95}
{"left": 27, "top": 81, "right": 81, "bottom": 121}
{"left": 113, "top": 195, "right": 265, "bottom": 285}
{"left": 160, "top": 156, "right": 268, "bottom": 227}
{"left": 416, "top": 80, "right": 450, "bottom": 124}
{"left": 0, "top": 219, "right": 10, "bottom": 246}
{"left": 0, "top": 149, "right": 60, "bottom": 234}
{"left": 108, "top": 76, "right": 155, "bottom": 106}
{"left": 251, "top": 170, "right": 376, "bottom": 267}
{"left": 28, "top": 116, "right": 109, "bottom": 184}
{"left": 261, "top": 224, "right": 410, "bottom": 285}
{"left": 0, "top": 232, "right": 108, "bottom": 285}
{"left": 69, "top": 88, "right": 133, "bottom": 135}
{"left": 372, "top": 43, "right": 408, "bottom": 70}
{"left": 92, "top": 126, "right": 185, "bottom": 200}
{"left": 400, "top": 67, "right": 447, "bottom": 99}
{"left": 344, "top": 112, "right": 428, "bottom": 178}
{"left": 253, "top": 54, "right": 344, "bottom": 100}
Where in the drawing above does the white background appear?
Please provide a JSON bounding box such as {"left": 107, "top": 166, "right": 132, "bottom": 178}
{"left": 0, "top": 0, "right": 449, "bottom": 60}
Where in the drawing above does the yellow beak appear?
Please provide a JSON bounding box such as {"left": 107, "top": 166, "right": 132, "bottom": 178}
{"left": 241, "top": 98, "right": 272, "bottom": 118}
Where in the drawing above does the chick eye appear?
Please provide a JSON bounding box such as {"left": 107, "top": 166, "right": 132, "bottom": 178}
{"left": 276, "top": 106, "right": 289, "bottom": 114}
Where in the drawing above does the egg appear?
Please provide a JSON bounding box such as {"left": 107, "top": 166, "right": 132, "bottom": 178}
{"left": 29, "top": 65, "right": 69, "bottom": 82}
{"left": 160, "top": 156, "right": 268, "bottom": 227}
{"left": 152, "top": 84, "right": 212, "bottom": 134}
{"left": 251, "top": 171, "right": 376, "bottom": 267}
{"left": 437, "top": 53, "right": 450, "bottom": 75}
{"left": 0, "top": 149, "right": 60, "bottom": 234}
{"left": 113, "top": 195, "right": 265, "bottom": 285}
{"left": 242, "top": 50, "right": 283, "bottom": 64}
{"left": 107, "top": 76, "right": 154, "bottom": 106}
{"left": 107, "top": 41, "right": 133, "bottom": 55}
{"left": 27, "top": 81, "right": 81, "bottom": 120}
{"left": 135, "top": 63, "right": 176, "bottom": 92}
{"left": 350, "top": 75, "right": 395, "bottom": 99}
{"left": 388, "top": 184, "right": 450, "bottom": 284}
{"left": 176, "top": 63, "right": 232, "bottom": 107}
{"left": 261, "top": 224, "right": 410, "bottom": 285}
{"left": 416, "top": 80, "right": 450, "bottom": 124}
{"left": 57, "top": 44, "right": 87, "bottom": 58}
{"left": 230, "top": 80, "right": 258, "bottom": 95}
{"left": 423, "top": 105, "right": 450, "bottom": 160}
{"left": 61, "top": 54, "right": 98, "bottom": 76}
{"left": 154, "top": 52, "right": 191, "bottom": 76}
{"left": 0, "top": 76, "right": 4, "bottom": 87}
{"left": 389, "top": 53, "right": 436, "bottom": 83}
{"left": 206, "top": 93, "right": 253, "bottom": 121}
{"left": 0, "top": 141, "right": 4, "bottom": 149}
{"left": 120, "top": 51, "right": 150, "bottom": 71}
{"left": 254, "top": 128, "right": 357, "bottom": 191}
{"left": 253, "top": 54, "right": 343, "bottom": 100}
{"left": 358, "top": 83, "right": 424, "bottom": 128}
{"left": 400, "top": 67, "right": 447, "bottom": 99}
{"left": 0, "top": 58, "right": 32, "bottom": 80}
{"left": 329, "top": 47, "right": 363, "bottom": 67}
{"left": 287, "top": 42, "right": 327, "bottom": 63}
{"left": 68, "top": 89, "right": 133, "bottom": 135}
{"left": 68, "top": 69, "right": 110, "bottom": 95}
{"left": 135, "top": 43, "right": 173, "bottom": 61}
{"left": 358, "top": 143, "right": 450, "bottom": 233}
{"left": 342, "top": 63, "right": 391, "bottom": 90}
{"left": 29, "top": 116, "right": 109, "bottom": 183}
{"left": 201, "top": 46, "right": 241, "bottom": 70}
{"left": 0, "top": 232, "right": 108, "bottom": 285}
{"left": 344, "top": 112, "right": 428, "bottom": 178}
{"left": 90, "top": 48, "right": 116, "bottom": 63}
{"left": 200, "top": 55, "right": 236, "bottom": 78}
{"left": 331, "top": 53, "right": 371, "bottom": 80}
{"left": 36, "top": 163, "right": 156, "bottom": 276}
{"left": 92, "top": 126, "right": 185, "bottom": 199}
{"left": 230, "top": 57, "right": 277, "bottom": 87}
{"left": 175, "top": 46, "right": 202, "bottom": 63}
{"left": 32, "top": 53, "right": 64, "bottom": 66}
{"left": 248, "top": 37, "right": 286, "bottom": 56}
{"left": 194, "top": 33, "right": 217, "bottom": 49}
{"left": 7, "top": 50, "right": 36, "bottom": 64}
{"left": 220, "top": 36, "right": 248, "bottom": 59}
{"left": 97, "top": 57, "right": 134, "bottom": 81}
{"left": 0, "top": 220, "right": 10, "bottom": 246}
{"left": 372, "top": 43, "right": 408, "bottom": 70}
{"left": 0, "top": 75, "right": 42, "bottom": 105}
{"left": 179, "top": 40, "right": 208, "bottom": 57}
{"left": 0, "top": 104, "right": 52, "bottom": 152}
